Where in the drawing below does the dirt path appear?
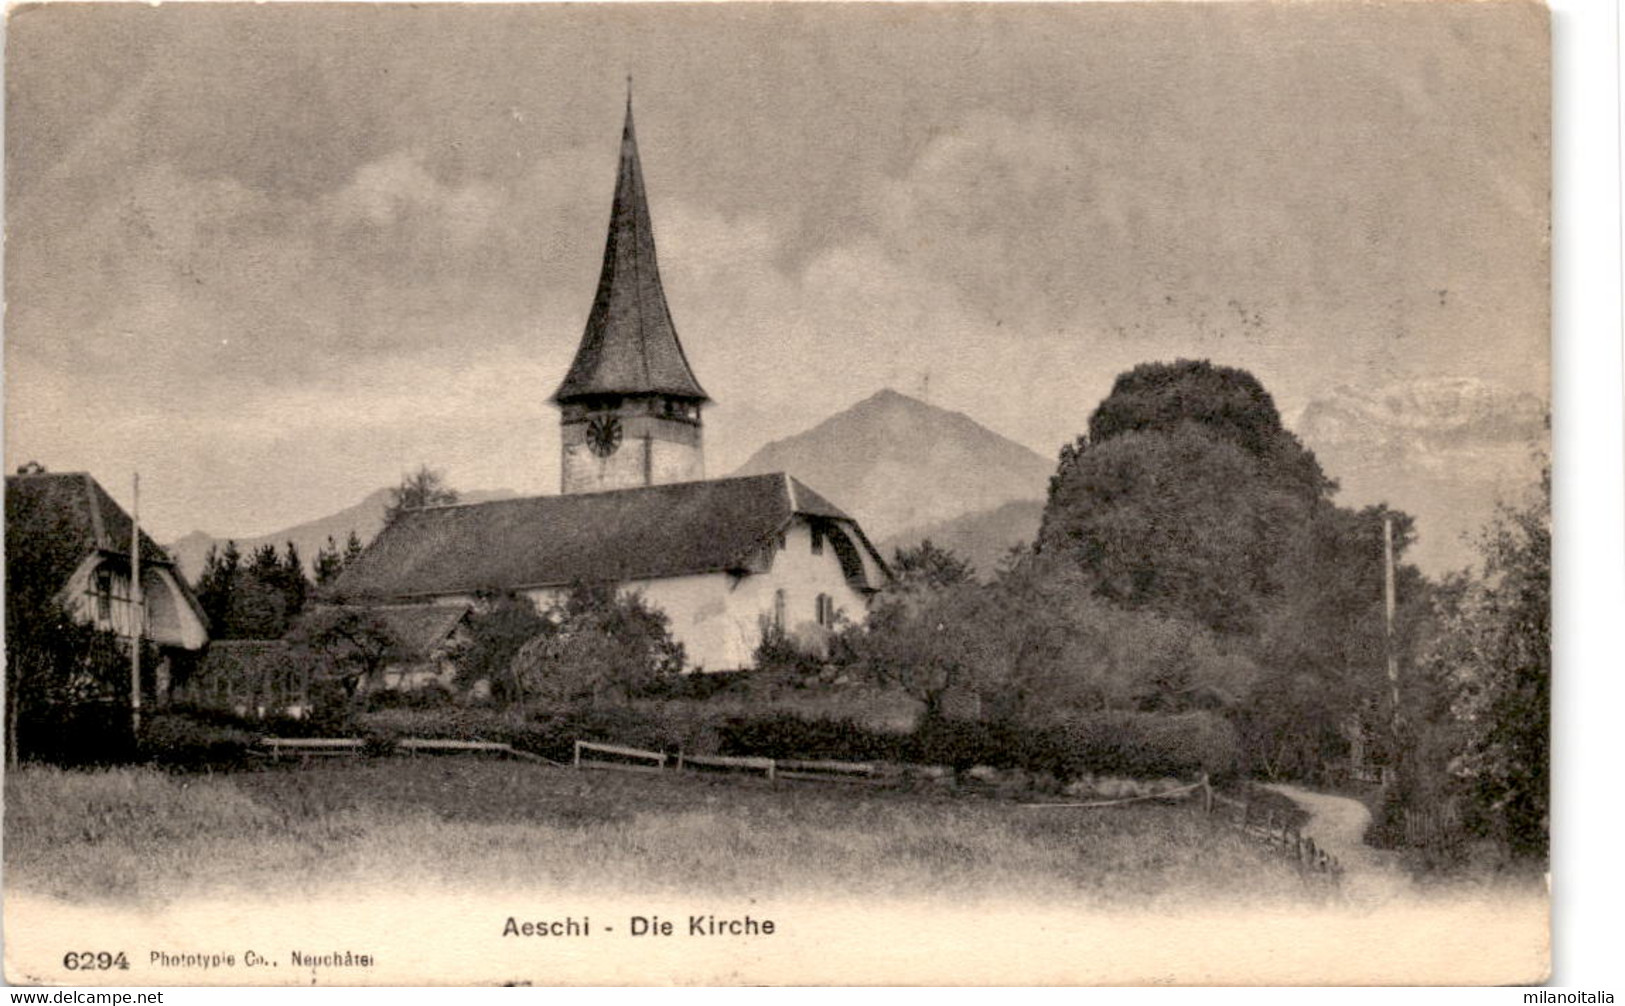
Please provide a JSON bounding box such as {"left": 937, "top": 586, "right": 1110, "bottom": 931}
{"left": 1264, "top": 783, "right": 1413, "bottom": 909}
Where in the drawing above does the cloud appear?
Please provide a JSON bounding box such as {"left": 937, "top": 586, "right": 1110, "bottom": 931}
{"left": 328, "top": 151, "right": 504, "bottom": 249}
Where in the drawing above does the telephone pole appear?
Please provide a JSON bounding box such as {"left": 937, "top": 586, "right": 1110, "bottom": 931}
{"left": 1383, "top": 512, "right": 1400, "bottom": 731}
{"left": 130, "top": 472, "right": 143, "bottom": 740}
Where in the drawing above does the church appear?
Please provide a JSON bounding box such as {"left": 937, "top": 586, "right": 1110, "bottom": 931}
{"left": 333, "top": 98, "right": 890, "bottom": 671}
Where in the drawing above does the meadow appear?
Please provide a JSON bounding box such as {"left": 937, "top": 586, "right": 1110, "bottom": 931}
{"left": 4, "top": 758, "right": 1314, "bottom": 909}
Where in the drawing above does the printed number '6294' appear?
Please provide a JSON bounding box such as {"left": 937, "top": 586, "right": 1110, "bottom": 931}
{"left": 63, "top": 951, "right": 130, "bottom": 970}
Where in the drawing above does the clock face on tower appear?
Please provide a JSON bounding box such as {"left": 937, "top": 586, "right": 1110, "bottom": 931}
{"left": 586, "top": 413, "right": 623, "bottom": 457}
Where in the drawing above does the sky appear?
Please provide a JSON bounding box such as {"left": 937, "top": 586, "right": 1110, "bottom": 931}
{"left": 4, "top": 1, "right": 1550, "bottom": 568}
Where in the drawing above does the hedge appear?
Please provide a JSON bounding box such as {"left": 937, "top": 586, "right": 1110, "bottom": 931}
{"left": 1025, "top": 711, "right": 1241, "bottom": 781}
{"left": 129, "top": 702, "right": 1239, "bottom": 782}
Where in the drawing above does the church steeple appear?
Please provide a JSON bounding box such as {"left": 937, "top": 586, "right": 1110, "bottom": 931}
{"left": 553, "top": 92, "right": 708, "bottom": 404}
{"left": 554, "top": 93, "right": 708, "bottom": 495}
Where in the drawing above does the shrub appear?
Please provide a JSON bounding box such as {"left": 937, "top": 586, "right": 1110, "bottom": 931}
{"left": 138, "top": 712, "right": 255, "bottom": 770}
{"left": 905, "top": 717, "right": 1031, "bottom": 771}
{"left": 18, "top": 701, "right": 136, "bottom": 767}
{"left": 511, "top": 583, "right": 686, "bottom": 704}
{"left": 1028, "top": 711, "right": 1241, "bottom": 781}
{"left": 647, "top": 670, "right": 753, "bottom": 702}
{"left": 716, "top": 712, "right": 904, "bottom": 762}
{"left": 349, "top": 703, "right": 722, "bottom": 763}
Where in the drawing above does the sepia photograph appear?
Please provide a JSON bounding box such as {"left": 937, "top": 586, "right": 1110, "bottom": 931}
{"left": 3, "top": 0, "right": 1561, "bottom": 986}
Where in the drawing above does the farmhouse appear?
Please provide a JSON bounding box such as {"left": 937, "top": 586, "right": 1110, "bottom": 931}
{"left": 332, "top": 97, "right": 889, "bottom": 670}
{"left": 5, "top": 467, "right": 209, "bottom": 698}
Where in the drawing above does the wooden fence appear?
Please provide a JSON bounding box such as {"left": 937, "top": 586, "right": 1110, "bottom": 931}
{"left": 573, "top": 740, "right": 667, "bottom": 773}
{"left": 571, "top": 741, "right": 880, "bottom": 785}
{"left": 258, "top": 736, "right": 556, "bottom": 765}
{"left": 1211, "top": 787, "right": 1343, "bottom": 887}
{"left": 1402, "top": 804, "right": 1463, "bottom": 852}
{"left": 253, "top": 735, "right": 878, "bottom": 783}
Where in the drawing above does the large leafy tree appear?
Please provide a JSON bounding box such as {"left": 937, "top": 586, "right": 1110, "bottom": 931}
{"left": 509, "top": 583, "right": 685, "bottom": 705}
{"left": 385, "top": 464, "right": 459, "bottom": 525}
{"left": 452, "top": 591, "right": 552, "bottom": 705}
{"left": 854, "top": 578, "right": 1000, "bottom": 721}
{"left": 1039, "top": 360, "right": 1334, "bottom": 637}
{"left": 1034, "top": 359, "right": 1431, "bottom": 785}
{"left": 1431, "top": 467, "right": 1550, "bottom": 859}
{"left": 890, "top": 539, "right": 976, "bottom": 591}
{"left": 1081, "top": 358, "right": 1334, "bottom": 500}
{"left": 286, "top": 606, "right": 403, "bottom": 699}
{"left": 1040, "top": 424, "right": 1313, "bottom": 636}
{"left": 854, "top": 551, "right": 1257, "bottom": 725}
{"left": 1240, "top": 505, "right": 1432, "bottom": 780}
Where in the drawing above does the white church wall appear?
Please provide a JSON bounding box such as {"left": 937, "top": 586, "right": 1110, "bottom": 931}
{"left": 472, "top": 517, "right": 874, "bottom": 672}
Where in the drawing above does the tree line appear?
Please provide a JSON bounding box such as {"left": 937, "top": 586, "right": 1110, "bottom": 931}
{"left": 834, "top": 360, "right": 1547, "bottom": 865}
{"left": 194, "top": 463, "right": 459, "bottom": 639}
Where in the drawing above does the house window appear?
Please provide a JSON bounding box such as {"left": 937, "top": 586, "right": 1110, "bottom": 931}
{"left": 815, "top": 593, "right": 835, "bottom": 628}
{"left": 94, "top": 569, "right": 113, "bottom": 622}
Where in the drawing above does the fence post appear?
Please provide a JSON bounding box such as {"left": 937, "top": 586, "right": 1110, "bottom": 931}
{"left": 573, "top": 740, "right": 581, "bottom": 770}
{"left": 1200, "top": 772, "right": 1213, "bottom": 816}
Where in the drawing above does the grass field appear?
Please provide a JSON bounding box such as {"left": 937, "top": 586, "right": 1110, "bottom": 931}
{"left": 5, "top": 759, "right": 1315, "bottom": 909}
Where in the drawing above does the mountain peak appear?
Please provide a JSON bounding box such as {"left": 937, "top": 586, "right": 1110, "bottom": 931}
{"left": 732, "top": 390, "right": 1053, "bottom": 541}
{"left": 857, "top": 387, "right": 915, "bottom": 407}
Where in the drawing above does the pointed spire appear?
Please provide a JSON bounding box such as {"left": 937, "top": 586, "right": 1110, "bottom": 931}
{"left": 553, "top": 92, "right": 708, "bottom": 404}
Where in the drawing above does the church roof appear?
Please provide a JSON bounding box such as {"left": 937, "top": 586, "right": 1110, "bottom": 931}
{"left": 330, "top": 473, "right": 885, "bottom": 601}
{"left": 552, "top": 97, "right": 709, "bottom": 404}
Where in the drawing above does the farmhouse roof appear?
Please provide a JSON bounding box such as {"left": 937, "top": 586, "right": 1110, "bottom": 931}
{"left": 366, "top": 603, "right": 470, "bottom": 659}
{"left": 552, "top": 95, "right": 709, "bottom": 404}
{"left": 5, "top": 470, "right": 183, "bottom": 588}
{"left": 331, "top": 473, "right": 885, "bottom": 601}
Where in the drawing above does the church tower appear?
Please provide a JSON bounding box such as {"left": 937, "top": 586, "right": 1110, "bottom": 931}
{"left": 553, "top": 94, "right": 709, "bottom": 495}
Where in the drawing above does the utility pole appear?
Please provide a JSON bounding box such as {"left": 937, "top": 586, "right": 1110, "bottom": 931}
{"left": 131, "top": 472, "right": 143, "bottom": 741}
{"left": 1383, "top": 512, "right": 1400, "bottom": 738}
